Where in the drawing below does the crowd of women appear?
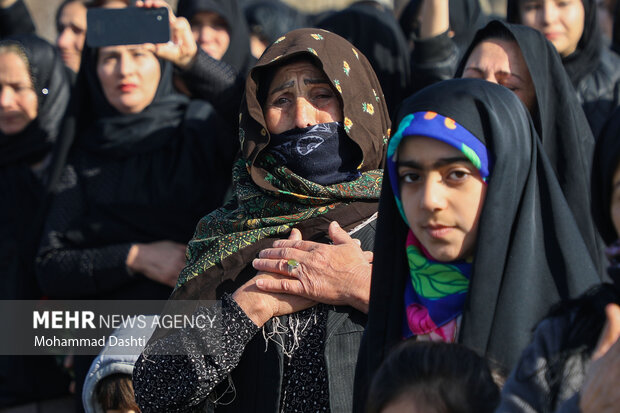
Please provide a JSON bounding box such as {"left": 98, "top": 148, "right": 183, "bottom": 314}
{"left": 0, "top": 0, "right": 619, "bottom": 411}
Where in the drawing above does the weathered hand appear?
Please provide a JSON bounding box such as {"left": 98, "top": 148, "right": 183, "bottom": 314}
{"left": 232, "top": 271, "right": 316, "bottom": 328}
{"left": 136, "top": 0, "right": 198, "bottom": 69}
{"left": 253, "top": 221, "right": 373, "bottom": 313}
{"left": 579, "top": 303, "right": 620, "bottom": 413}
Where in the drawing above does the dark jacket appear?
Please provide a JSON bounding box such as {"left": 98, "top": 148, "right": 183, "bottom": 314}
{"left": 0, "top": 0, "right": 34, "bottom": 38}
{"left": 577, "top": 48, "right": 620, "bottom": 138}
{"left": 497, "top": 313, "right": 585, "bottom": 413}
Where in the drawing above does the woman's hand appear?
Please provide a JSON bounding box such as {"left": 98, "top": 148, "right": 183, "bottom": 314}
{"left": 136, "top": 0, "right": 198, "bottom": 69}
{"left": 233, "top": 228, "right": 316, "bottom": 327}
{"left": 232, "top": 272, "right": 316, "bottom": 328}
{"left": 579, "top": 303, "right": 620, "bottom": 413}
{"left": 126, "top": 240, "right": 187, "bottom": 287}
{"left": 252, "top": 221, "right": 373, "bottom": 313}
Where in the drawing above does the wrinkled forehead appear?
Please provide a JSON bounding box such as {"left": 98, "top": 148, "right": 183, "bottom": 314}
{"left": 268, "top": 60, "right": 327, "bottom": 88}
{"left": 466, "top": 38, "right": 527, "bottom": 72}
{"left": 256, "top": 54, "right": 327, "bottom": 104}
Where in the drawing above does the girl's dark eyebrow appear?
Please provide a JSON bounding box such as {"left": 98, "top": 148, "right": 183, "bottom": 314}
{"left": 397, "top": 156, "right": 472, "bottom": 169}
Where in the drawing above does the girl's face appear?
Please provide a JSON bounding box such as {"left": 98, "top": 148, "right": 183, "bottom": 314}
{"left": 397, "top": 136, "right": 487, "bottom": 262}
{"left": 97, "top": 44, "right": 161, "bottom": 114}
{"left": 519, "top": 0, "right": 585, "bottom": 57}
{"left": 611, "top": 161, "right": 620, "bottom": 236}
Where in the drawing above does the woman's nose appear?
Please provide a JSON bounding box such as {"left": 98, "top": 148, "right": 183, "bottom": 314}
{"left": 0, "top": 87, "right": 16, "bottom": 109}
{"left": 420, "top": 177, "right": 447, "bottom": 211}
{"left": 199, "top": 25, "right": 215, "bottom": 44}
{"left": 118, "top": 53, "right": 136, "bottom": 75}
{"left": 543, "top": 1, "right": 559, "bottom": 24}
{"left": 294, "top": 97, "right": 316, "bottom": 129}
{"left": 56, "top": 28, "right": 73, "bottom": 50}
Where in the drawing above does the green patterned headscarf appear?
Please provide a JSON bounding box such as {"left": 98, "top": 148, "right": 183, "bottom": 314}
{"left": 177, "top": 28, "right": 390, "bottom": 289}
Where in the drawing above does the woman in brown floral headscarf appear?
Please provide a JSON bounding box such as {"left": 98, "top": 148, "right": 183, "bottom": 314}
{"left": 134, "top": 28, "right": 390, "bottom": 413}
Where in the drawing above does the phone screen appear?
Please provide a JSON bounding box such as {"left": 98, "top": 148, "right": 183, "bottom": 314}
{"left": 86, "top": 7, "right": 170, "bottom": 48}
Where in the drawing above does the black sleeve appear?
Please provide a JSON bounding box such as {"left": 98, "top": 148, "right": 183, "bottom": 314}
{"left": 133, "top": 294, "right": 260, "bottom": 412}
{"left": 178, "top": 48, "right": 246, "bottom": 127}
{"left": 35, "top": 165, "right": 134, "bottom": 298}
{"left": 0, "top": 0, "right": 35, "bottom": 38}
{"left": 410, "top": 30, "right": 459, "bottom": 94}
{"left": 497, "top": 316, "right": 586, "bottom": 413}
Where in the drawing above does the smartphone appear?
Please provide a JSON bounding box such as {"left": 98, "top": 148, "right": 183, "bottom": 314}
{"left": 86, "top": 7, "right": 170, "bottom": 48}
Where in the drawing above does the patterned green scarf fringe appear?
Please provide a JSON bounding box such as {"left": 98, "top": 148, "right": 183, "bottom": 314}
{"left": 177, "top": 155, "right": 383, "bottom": 287}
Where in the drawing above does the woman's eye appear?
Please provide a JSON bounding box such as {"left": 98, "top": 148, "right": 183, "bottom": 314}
{"left": 399, "top": 172, "right": 420, "bottom": 183}
{"left": 447, "top": 170, "right": 469, "bottom": 180}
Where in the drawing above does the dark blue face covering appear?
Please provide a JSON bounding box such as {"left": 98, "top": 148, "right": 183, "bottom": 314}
{"left": 266, "top": 122, "right": 363, "bottom": 185}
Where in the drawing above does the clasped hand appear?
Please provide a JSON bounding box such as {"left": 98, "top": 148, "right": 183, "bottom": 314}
{"left": 252, "top": 221, "right": 373, "bottom": 313}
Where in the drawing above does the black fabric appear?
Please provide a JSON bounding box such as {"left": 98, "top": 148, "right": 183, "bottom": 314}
{"left": 0, "top": 35, "right": 71, "bottom": 408}
{"left": 179, "top": 47, "right": 246, "bottom": 128}
{"left": 577, "top": 47, "right": 620, "bottom": 138}
{"left": 244, "top": 0, "right": 308, "bottom": 46}
{"left": 0, "top": 0, "right": 35, "bottom": 38}
{"left": 407, "top": 30, "right": 459, "bottom": 94}
{"left": 177, "top": 0, "right": 254, "bottom": 77}
{"left": 592, "top": 106, "right": 620, "bottom": 245}
{"left": 456, "top": 20, "right": 605, "bottom": 275}
{"left": 506, "top": 0, "right": 602, "bottom": 92}
{"left": 399, "top": 0, "right": 488, "bottom": 59}
{"left": 354, "top": 79, "right": 603, "bottom": 412}
{"left": 398, "top": 0, "right": 487, "bottom": 94}
{"left": 500, "top": 112, "right": 620, "bottom": 409}
{"left": 316, "top": 2, "right": 411, "bottom": 116}
{"left": 266, "top": 122, "right": 363, "bottom": 185}
{"left": 614, "top": 0, "right": 620, "bottom": 54}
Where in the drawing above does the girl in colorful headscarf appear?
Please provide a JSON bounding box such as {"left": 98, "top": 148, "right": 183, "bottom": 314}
{"left": 354, "top": 78, "right": 602, "bottom": 411}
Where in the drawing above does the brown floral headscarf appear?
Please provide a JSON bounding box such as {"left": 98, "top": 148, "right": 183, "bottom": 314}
{"left": 241, "top": 28, "right": 390, "bottom": 191}
{"left": 176, "top": 28, "right": 390, "bottom": 292}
